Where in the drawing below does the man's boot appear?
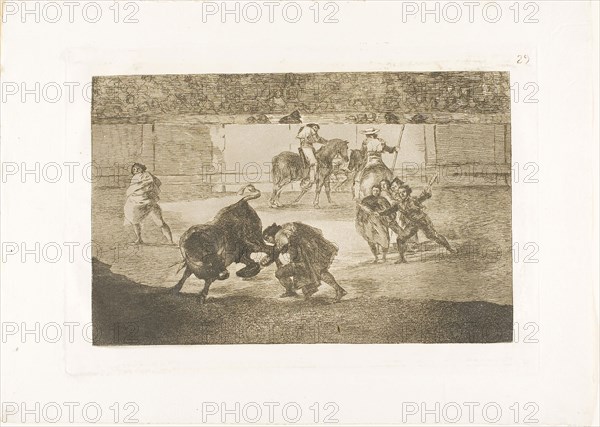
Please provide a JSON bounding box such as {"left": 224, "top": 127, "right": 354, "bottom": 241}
{"left": 278, "top": 277, "right": 298, "bottom": 298}
{"left": 369, "top": 243, "right": 379, "bottom": 263}
{"left": 381, "top": 248, "right": 388, "bottom": 262}
{"left": 435, "top": 235, "right": 456, "bottom": 253}
{"left": 396, "top": 240, "right": 408, "bottom": 264}
{"left": 302, "top": 284, "right": 319, "bottom": 299}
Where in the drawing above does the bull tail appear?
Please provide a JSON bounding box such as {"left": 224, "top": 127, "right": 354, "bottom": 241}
{"left": 175, "top": 259, "right": 187, "bottom": 274}
{"left": 165, "top": 258, "right": 186, "bottom": 270}
{"left": 177, "top": 243, "right": 204, "bottom": 273}
{"left": 237, "top": 184, "right": 261, "bottom": 202}
{"left": 165, "top": 257, "right": 188, "bottom": 276}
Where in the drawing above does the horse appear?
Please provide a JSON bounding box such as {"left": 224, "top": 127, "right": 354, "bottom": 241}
{"left": 270, "top": 138, "right": 350, "bottom": 208}
{"left": 356, "top": 162, "right": 394, "bottom": 200}
{"left": 330, "top": 148, "right": 366, "bottom": 197}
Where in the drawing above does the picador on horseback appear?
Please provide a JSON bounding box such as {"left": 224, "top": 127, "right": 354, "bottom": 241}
{"left": 355, "top": 127, "right": 398, "bottom": 200}
{"left": 297, "top": 123, "right": 324, "bottom": 189}
{"left": 270, "top": 125, "right": 349, "bottom": 208}
{"left": 356, "top": 128, "right": 398, "bottom": 182}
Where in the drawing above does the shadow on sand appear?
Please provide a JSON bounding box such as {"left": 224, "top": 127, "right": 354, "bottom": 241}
{"left": 93, "top": 258, "right": 513, "bottom": 345}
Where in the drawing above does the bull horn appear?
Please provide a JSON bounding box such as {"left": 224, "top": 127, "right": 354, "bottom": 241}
{"left": 237, "top": 184, "right": 261, "bottom": 201}
{"left": 237, "top": 184, "right": 257, "bottom": 195}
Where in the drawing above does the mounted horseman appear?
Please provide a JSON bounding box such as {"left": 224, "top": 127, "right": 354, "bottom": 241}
{"left": 355, "top": 127, "right": 399, "bottom": 199}
{"left": 269, "top": 125, "right": 350, "bottom": 208}
{"left": 330, "top": 148, "right": 367, "bottom": 197}
{"left": 297, "top": 123, "right": 324, "bottom": 190}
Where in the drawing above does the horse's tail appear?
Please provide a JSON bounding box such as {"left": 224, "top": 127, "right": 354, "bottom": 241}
{"left": 237, "top": 183, "right": 261, "bottom": 202}
{"left": 271, "top": 156, "right": 284, "bottom": 186}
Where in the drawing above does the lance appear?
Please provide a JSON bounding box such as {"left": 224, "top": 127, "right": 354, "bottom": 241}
{"left": 390, "top": 124, "right": 405, "bottom": 174}
{"left": 379, "top": 172, "right": 440, "bottom": 224}
{"left": 425, "top": 172, "right": 439, "bottom": 191}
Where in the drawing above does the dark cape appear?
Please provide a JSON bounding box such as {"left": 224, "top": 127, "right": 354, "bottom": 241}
{"left": 285, "top": 222, "right": 338, "bottom": 286}
{"left": 356, "top": 195, "right": 392, "bottom": 249}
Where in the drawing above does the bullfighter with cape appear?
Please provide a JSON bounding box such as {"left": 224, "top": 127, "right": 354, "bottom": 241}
{"left": 124, "top": 163, "right": 173, "bottom": 245}
{"left": 356, "top": 185, "right": 393, "bottom": 262}
{"left": 262, "top": 222, "right": 347, "bottom": 302}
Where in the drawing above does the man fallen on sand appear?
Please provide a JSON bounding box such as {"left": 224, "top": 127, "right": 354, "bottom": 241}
{"left": 124, "top": 163, "right": 174, "bottom": 245}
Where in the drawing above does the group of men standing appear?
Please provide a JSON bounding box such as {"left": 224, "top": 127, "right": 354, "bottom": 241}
{"left": 294, "top": 123, "right": 456, "bottom": 264}
{"left": 357, "top": 177, "right": 456, "bottom": 263}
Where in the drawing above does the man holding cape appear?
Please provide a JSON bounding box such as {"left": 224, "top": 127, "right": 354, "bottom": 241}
{"left": 124, "top": 162, "right": 174, "bottom": 245}
{"left": 261, "top": 222, "right": 347, "bottom": 302}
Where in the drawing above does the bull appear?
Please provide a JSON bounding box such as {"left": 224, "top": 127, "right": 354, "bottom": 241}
{"left": 170, "top": 184, "right": 273, "bottom": 303}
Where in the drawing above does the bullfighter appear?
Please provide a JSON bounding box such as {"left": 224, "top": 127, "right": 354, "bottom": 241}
{"left": 356, "top": 185, "right": 393, "bottom": 263}
{"left": 355, "top": 127, "right": 398, "bottom": 184}
{"left": 261, "top": 222, "right": 347, "bottom": 302}
{"left": 380, "top": 184, "right": 455, "bottom": 263}
{"left": 124, "top": 163, "right": 173, "bottom": 245}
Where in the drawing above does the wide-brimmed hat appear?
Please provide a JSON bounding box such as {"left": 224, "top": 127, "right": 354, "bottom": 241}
{"left": 361, "top": 127, "right": 380, "bottom": 135}
{"left": 306, "top": 123, "right": 320, "bottom": 130}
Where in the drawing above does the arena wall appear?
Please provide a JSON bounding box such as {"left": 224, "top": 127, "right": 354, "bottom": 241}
{"left": 92, "top": 121, "right": 511, "bottom": 195}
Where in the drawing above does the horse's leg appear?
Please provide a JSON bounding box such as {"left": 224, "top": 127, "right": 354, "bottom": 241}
{"left": 353, "top": 171, "right": 363, "bottom": 200}
{"left": 331, "top": 178, "right": 341, "bottom": 192}
{"left": 368, "top": 243, "right": 379, "bottom": 263}
{"left": 270, "top": 183, "right": 280, "bottom": 207}
{"left": 324, "top": 174, "right": 333, "bottom": 204}
{"left": 269, "top": 183, "right": 283, "bottom": 208}
{"left": 313, "top": 185, "right": 321, "bottom": 208}
{"left": 333, "top": 175, "right": 348, "bottom": 192}
{"left": 313, "top": 173, "right": 325, "bottom": 208}
{"left": 292, "top": 184, "right": 310, "bottom": 204}
{"left": 293, "top": 188, "right": 309, "bottom": 204}
{"left": 275, "top": 178, "right": 292, "bottom": 206}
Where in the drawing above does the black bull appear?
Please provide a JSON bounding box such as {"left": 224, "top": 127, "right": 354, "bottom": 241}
{"left": 170, "top": 185, "right": 274, "bottom": 303}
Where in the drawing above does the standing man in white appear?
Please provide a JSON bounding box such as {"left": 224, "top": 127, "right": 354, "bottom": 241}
{"left": 124, "top": 163, "right": 174, "bottom": 245}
